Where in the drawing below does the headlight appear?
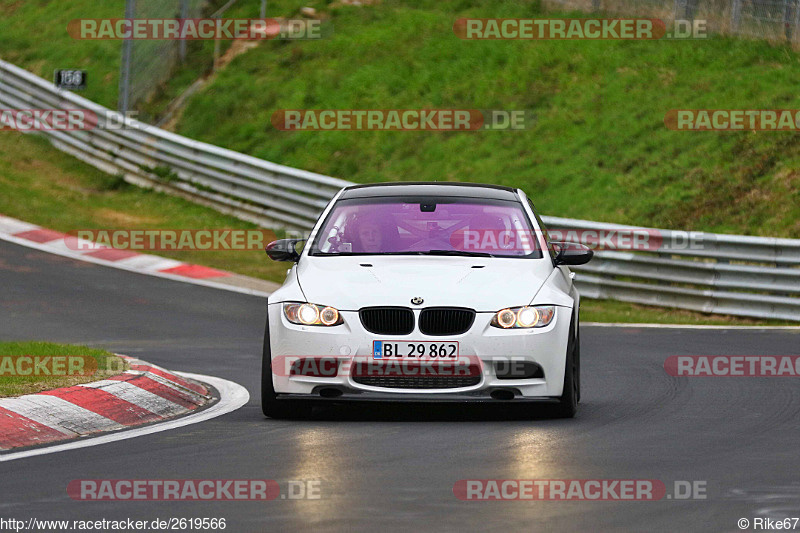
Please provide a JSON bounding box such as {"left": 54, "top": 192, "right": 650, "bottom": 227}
{"left": 491, "top": 306, "right": 555, "bottom": 329}
{"left": 284, "top": 303, "right": 343, "bottom": 326}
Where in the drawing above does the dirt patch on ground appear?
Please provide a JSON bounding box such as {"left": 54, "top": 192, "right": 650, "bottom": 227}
{"left": 8, "top": 153, "right": 87, "bottom": 192}
{"left": 159, "top": 26, "right": 269, "bottom": 131}
{"left": 330, "top": 0, "right": 381, "bottom": 7}
{"left": 160, "top": 16, "right": 332, "bottom": 131}
{"left": 96, "top": 208, "right": 163, "bottom": 226}
{"left": 0, "top": 1, "right": 23, "bottom": 16}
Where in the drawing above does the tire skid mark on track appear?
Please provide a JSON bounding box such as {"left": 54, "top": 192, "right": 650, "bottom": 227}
{"left": 725, "top": 485, "right": 800, "bottom": 520}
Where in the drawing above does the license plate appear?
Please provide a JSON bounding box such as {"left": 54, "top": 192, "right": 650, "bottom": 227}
{"left": 373, "top": 341, "right": 459, "bottom": 359}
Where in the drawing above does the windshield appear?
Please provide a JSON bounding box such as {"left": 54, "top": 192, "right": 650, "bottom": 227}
{"left": 309, "top": 196, "right": 543, "bottom": 258}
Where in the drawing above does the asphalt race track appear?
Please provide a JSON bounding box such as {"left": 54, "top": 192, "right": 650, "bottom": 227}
{"left": 2, "top": 238, "right": 800, "bottom": 532}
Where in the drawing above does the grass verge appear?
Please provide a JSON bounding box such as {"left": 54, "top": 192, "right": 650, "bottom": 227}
{"left": 0, "top": 341, "right": 127, "bottom": 397}
{"left": 579, "top": 298, "right": 795, "bottom": 326}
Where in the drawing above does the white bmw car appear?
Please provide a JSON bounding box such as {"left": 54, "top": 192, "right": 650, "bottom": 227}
{"left": 262, "top": 182, "right": 592, "bottom": 418}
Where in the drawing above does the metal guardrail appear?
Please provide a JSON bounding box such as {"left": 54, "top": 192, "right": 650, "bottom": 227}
{"left": 541, "top": 217, "right": 800, "bottom": 320}
{"left": 0, "top": 59, "right": 351, "bottom": 230}
{"left": 2, "top": 59, "right": 800, "bottom": 320}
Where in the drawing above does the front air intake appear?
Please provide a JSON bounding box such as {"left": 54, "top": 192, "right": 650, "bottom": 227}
{"left": 418, "top": 307, "right": 476, "bottom": 336}
{"left": 359, "top": 307, "right": 415, "bottom": 335}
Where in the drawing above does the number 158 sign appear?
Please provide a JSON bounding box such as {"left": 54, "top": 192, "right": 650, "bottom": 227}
{"left": 54, "top": 69, "right": 87, "bottom": 90}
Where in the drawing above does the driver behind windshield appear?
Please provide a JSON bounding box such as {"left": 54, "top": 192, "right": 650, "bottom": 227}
{"left": 357, "top": 216, "right": 383, "bottom": 253}
{"left": 348, "top": 213, "right": 390, "bottom": 253}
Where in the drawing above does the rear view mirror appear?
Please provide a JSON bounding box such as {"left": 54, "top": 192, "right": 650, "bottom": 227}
{"left": 553, "top": 241, "right": 593, "bottom": 266}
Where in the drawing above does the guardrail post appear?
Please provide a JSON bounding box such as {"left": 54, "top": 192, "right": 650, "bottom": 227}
{"left": 686, "top": 0, "right": 697, "bottom": 22}
{"left": 793, "top": 0, "right": 800, "bottom": 42}
{"left": 179, "top": 0, "right": 189, "bottom": 62}
{"left": 674, "top": 0, "right": 686, "bottom": 22}
{"left": 213, "top": 10, "right": 222, "bottom": 72}
{"left": 118, "top": 0, "right": 136, "bottom": 115}
{"left": 731, "top": 0, "right": 742, "bottom": 32}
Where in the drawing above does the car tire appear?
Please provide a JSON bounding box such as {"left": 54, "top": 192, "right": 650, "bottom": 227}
{"left": 553, "top": 313, "right": 579, "bottom": 418}
{"left": 261, "top": 314, "right": 312, "bottom": 419}
{"left": 575, "top": 316, "right": 581, "bottom": 404}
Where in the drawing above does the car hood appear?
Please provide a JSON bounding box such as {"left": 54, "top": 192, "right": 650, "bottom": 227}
{"left": 296, "top": 255, "right": 554, "bottom": 311}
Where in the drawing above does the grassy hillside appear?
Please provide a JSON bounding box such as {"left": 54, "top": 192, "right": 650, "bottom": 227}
{"left": 0, "top": 0, "right": 279, "bottom": 119}
{"left": 0, "top": 0, "right": 123, "bottom": 108}
{"left": 173, "top": 0, "right": 800, "bottom": 236}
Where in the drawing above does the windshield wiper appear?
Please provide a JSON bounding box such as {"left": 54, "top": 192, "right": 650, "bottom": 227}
{"left": 423, "top": 250, "right": 493, "bottom": 257}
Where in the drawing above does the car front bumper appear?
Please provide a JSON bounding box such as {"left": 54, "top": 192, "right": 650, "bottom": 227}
{"left": 267, "top": 304, "right": 572, "bottom": 400}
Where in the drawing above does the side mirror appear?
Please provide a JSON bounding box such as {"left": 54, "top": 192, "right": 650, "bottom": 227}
{"left": 265, "top": 239, "right": 304, "bottom": 262}
{"left": 553, "top": 241, "right": 593, "bottom": 266}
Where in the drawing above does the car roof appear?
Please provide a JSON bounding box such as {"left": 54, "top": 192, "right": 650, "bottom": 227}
{"left": 339, "top": 182, "right": 520, "bottom": 201}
